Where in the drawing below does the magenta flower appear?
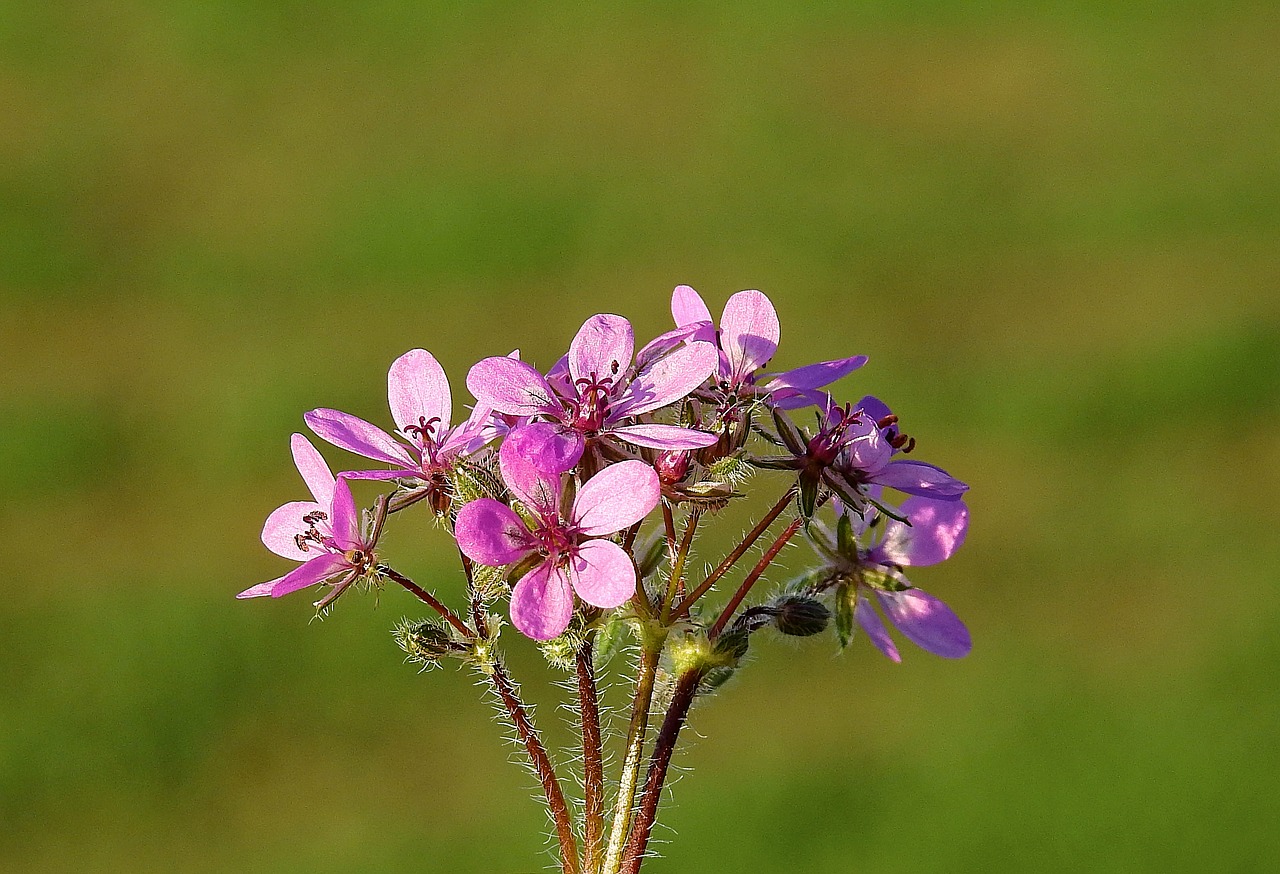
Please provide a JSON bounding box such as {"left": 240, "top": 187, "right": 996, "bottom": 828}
{"left": 238, "top": 434, "right": 378, "bottom": 604}
{"left": 465, "top": 313, "right": 719, "bottom": 462}
{"left": 671, "top": 285, "right": 868, "bottom": 410}
{"left": 454, "top": 424, "right": 660, "bottom": 640}
{"left": 304, "top": 349, "right": 490, "bottom": 509}
{"left": 850, "top": 496, "right": 971, "bottom": 661}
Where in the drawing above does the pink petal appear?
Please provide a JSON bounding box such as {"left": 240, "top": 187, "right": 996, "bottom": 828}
{"left": 388, "top": 348, "right": 452, "bottom": 434}
{"left": 339, "top": 468, "right": 418, "bottom": 481}
{"left": 261, "top": 501, "right": 326, "bottom": 560}
{"left": 876, "top": 588, "right": 971, "bottom": 658}
{"left": 510, "top": 561, "right": 574, "bottom": 640}
{"left": 870, "top": 460, "right": 969, "bottom": 499}
{"left": 571, "top": 460, "right": 660, "bottom": 535}
{"left": 608, "top": 423, "right": 718, "bottom": 450}
{"left": 454, "top": 498, "right": 534, "bottom": 566}
{"left": 854, "top": 592, "right": 901, "bottom": 662}
{"left": 872, "top": 498, "right": 969, "bottom": 567}
{"left": 568, "top": 314, "right": 634, "bottom": 385}
{"left": 499, "top": 424, "right": 570, "bottom": 514}
{"left": 237, "top": 552, "right": 351, "bottom": 600}
{"left": 328, "top": 477, "right": 362, "bottom": 551}
{"left": 305, "top": 408, "right": 415, "bottom": 467}
{"left": 290, "top": 433, "right": 336, "bottom": 507}
{"left": 568, "top": 540, "right": 637, "bottom": 609}
{"left": 761, "top": 356, "right": 868, "bottom": 395}
{"left": 671, "top": 285, "right": 713, "bottom": 327}
{"left": 619, "top": 340, "right": 718, "bottom": 417}
{"left": 634, "top": 324, "right": 711, "bottom": 372}
{"left": 720, "top": 289, "right": 779, "bottom": 383}
{"left": 466, "top": 356, "right": 562, "bottom": 417}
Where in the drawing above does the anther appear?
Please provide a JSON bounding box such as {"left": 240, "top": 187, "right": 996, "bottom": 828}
{"left": 876, "top": 414, "right": 899, "bottom": 429}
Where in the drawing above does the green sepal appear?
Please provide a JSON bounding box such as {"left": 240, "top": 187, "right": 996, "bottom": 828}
{"left": 799, "top": 473, "right": 820, "bottom": 518}
{"left": 836, "top": 511, "right": 857, "bottom": 556}
{"left": 834, "top": 582, "right": 856, "bottom": 649}
{"left": 592, "top": 613, "right": 628, "bottom": 671}
{"left": 772, "top": 407, "right": 808, "bottom": 455}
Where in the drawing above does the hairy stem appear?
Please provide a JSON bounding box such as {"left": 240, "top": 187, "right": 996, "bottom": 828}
{"left": 602, "top": 643, "right": 663, "bottom": 874}
{"left": 708, "top": 516, "right": 805, "bottom": 638}
{"left": 576, "top": 637, "right": 606, "bottom": 872}
{"left": 619, "top": 668, "right": 703, "bottom": 874}
{"left": 661, "top": 509, "right": 700, "bottom": 622}
{"left": 378, "top": 565, "right": 473, "bottom": 638}
{"left": 487, "top": 657, "right": 581, "bottom": 874}
{"left": 670, "top": 487, "right": 795, "bottom": 620}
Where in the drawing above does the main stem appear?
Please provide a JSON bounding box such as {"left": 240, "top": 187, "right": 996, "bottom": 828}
{"left": 619, "top": 668, "right": 703, "bottom": 874}
{"left": 602, "top": 643, "right": 663, "bottom": 874}
{"left": 576, "top": 637, "right": 606, "bottom": 872}
{"left": 487, "top": 658, "right": 581, "bottom": 874}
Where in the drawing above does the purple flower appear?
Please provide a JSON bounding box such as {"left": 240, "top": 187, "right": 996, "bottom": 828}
{"left": 850, "top": 496, "right": 971, "bottom": 661}
{"left": 304, "top": 348, "right": 490, "bottom": 510}
{"left": 465, "top": 313, "right": 719, "bottom": 460}
{"left": 671, "top": 285, "right": 868, "bottom": 410}
{"left": 238, "top": 434, "right": 378, "bottom": 605}
{"left": 454, "top": 424, "right": 660, "bottom": 640}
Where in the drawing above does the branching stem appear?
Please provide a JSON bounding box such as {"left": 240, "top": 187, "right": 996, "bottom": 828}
{"left": 708, "top": 515, "right": 805, "bottom": 638}
{"left": 378, "top": 565, "right": 473, "bottom": 639}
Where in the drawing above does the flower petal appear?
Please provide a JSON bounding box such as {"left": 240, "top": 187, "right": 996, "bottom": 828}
{"left": 510, "top": 561, "right": 574, "bottom": 641}
{"left": 870, "top": 460, "right": 969, "bottom": 499}
{"left": 721, "top": 289, "right": 780, "bottom": 383}
{"left": 607, "top": 423, "right": 718, "bottom": 450}
{"left": 871, "top": 497, "right": 969, "bottom": 567}
{"left": 290, "top": 433, "right": 335, "bottom": 507}
{"left": 305, "top": 408, "right": 415, "bottom": 467}
{"left": 671, "top": 284, "right": 712, "bottom": 327}
{"left": 388, "top": 348, "right": 452, "bottom": 434}
{"left": 854, "top": 592, "right": 901, "bottom": 662}
{"left": 261, "top": 501, "right": 326, "bottom": 560}
{"left": 568, "top": 314, "right": 634, "bottom": 385}
{"left": 454, "top": 498, "right": 534, "bottom": 566}
{"left": 568, "top": 540, "right": 637, "bottom": 609}
{"left": 572, "top": 460, "right": 659, "bottom": 535}
{"left": 618, "top": 340, "right": 718, "bottom": 417}
{"left": 856, "top": 395, "right": 893, "bottom": 423}
{"left": 762, "top": 355, "right": 869, "bottom": 396}
{"left": 499, "top": 424, "right": 573, "bottom": 514}
{"left": 237, "top": 552, "right": 351, "bottom": 600}
{"left": 328, "top": 477, "right": 362, "bottom": 551}
{"left": 466, "top": 356, "right": 562, "bottom": 417}
{"left": 875, "top": 588, "right": 971, "bottom": 658}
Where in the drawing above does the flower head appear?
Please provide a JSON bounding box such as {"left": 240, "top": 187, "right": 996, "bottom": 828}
{"left": 238, "top": 434, "right": 380, "bottom": 609}
{"left": 454, "top": 424, "right": 660, "bottom": 639}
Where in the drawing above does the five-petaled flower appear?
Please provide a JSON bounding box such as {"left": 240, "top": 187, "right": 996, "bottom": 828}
{"left": 454, "top": 424, "right": 660, "bottom": 640}
{"left": 238, "top": 434, "right": 380, "bottom": 608}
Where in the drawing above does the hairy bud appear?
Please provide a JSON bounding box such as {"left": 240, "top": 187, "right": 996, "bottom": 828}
{"left": 771, "top": 595, "right": 831, "bottom": 637}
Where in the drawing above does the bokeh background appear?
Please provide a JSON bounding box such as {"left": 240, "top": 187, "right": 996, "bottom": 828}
{"left": 3, "top": 3, "right": 1278, "bottom": 871}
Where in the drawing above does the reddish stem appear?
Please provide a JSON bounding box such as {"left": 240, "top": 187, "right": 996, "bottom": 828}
{"left": 707, "top": 515, "right": 804, "bottom": 639}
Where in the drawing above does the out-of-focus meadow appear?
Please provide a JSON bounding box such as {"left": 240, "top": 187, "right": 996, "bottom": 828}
{"left": 2, "top": 3, "right": 1278, "bottom": 871}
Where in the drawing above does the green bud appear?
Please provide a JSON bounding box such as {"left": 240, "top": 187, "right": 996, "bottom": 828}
{"left": 592, "top": 614, "right": 629, "bottom": 671}
{"left": 394, "top": 618, "right": 466, "bottom": 669}
{"left": 712, "top": 627, "right": 751, "bottom": 662}
{"left": 772, "top": 595, "right": 831, "bottom": 637}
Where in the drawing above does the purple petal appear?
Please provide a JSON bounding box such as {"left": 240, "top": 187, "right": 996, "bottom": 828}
{"left": 261, "top": 501, "right": 326, "bottom": 560}
{"left": 607, "top": 423, "right": 718, "bottom": 450}
{"left": 870, "top": 460, "right": 969, "bottom": 499}
{"left": 571, "top": 460, "right": 660, "bottom": 535}
{"left": 568, "top": 314, "right": 634, "bottom": 385}
{"left": 454, "top": 498, "right": 534, "bottom": 566}
{"left": 504, "top": 421, "right": 583, "bottom": 473}
{"left": 721, "top": 289, "right": 780, "bottom": 383}
{"left": 857, "top": 395, "right": 893, "bottom": 423}
{"left": 854, "top": 592, "right": 901, "bottom": 662}
{"left": 339, "top": 468, "right": 419, "bottom": 481}
{"left": 875, "top": 588, "right": 971, "bottom": 658}
{"left": 290, "top": 433, "right": 336, "bottom": 507}
{"left": 499, "top": 425, "right": 572, "bottom": 514}
{"left": 671, "top": 284, "right": 712, "bottom": 327}
{"left": 510, "top": 561, "right": 574, "bottom": 640}
{"left": 305, "top": 408, "right": 415, "bottom": 467}
{"left": 388, "top": 348, "right": 452, "bottom": 434}
{"left": 762, "top": 356, "right": 869, "bottom": 395}
{"left": 328, "top": 477, "right": 362, "bottom": 551}
{"left": 466, "top": 356, "right": 563, "bottom": 417}
{"left": 568, "top": 540, "right": 636, "bottom": 609}
{"left": 618, "top": 341, "right": 718, "bottom": 417}
{"left": 237, "top": 552, "right": 351, "bottom": 600}
{"left": 769, "top": 389, "right": 832, "bottom": 411}
{"left": 871, "top": 498, "right": 969, "bottom": 567}
{"left": 840, "top": 419, "right": 892, "bottom": 473}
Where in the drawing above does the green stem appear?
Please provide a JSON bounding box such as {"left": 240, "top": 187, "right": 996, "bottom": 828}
{"left": 660, "top": 509, "right": 700, "bottom": 622}
{"left": 602, "top": 641, "right": 663, "bottom": 874}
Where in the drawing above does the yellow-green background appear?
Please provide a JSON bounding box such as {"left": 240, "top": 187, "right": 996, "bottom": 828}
{"left": 3, "top": 3, "right": 1277, "bottom": 871}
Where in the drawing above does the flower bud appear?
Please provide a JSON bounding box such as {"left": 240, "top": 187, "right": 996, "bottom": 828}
{"left": 655, "top": 450, "right": 691, "bottom": 485}
{"left": 771, "top": 595, "right": 831, "bottom": 637}
{"left": 394, "top": 619, "right": 467, "bottom": 669}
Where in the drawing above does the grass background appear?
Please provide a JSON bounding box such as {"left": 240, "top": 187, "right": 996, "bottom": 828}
{"left": 2, "top": 2, "right": 1278, "bottom": 871}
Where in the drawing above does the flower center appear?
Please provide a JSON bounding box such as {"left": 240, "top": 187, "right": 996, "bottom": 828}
{"left": 294, "top": 510, "right": 332, "bottom": 553}
{"left": 404, "top": 415, "right": 445, "bottom": 465}
{"left": 570, "top": 366, "right": 618, "bottom": 431}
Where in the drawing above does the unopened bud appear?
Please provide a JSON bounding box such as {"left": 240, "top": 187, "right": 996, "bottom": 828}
{"left": 394, "top": 619, "right": 466, "bottom": 668}
{"left": 771, "top": 595, "right": 831, "bottom": 637}
{"left": 655, "top": 450, "right": 691, "bottom": 485}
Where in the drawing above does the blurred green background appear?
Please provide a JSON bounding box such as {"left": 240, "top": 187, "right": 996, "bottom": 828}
{"left": 3, "top": 2, "right": 1278, "bottom": 871}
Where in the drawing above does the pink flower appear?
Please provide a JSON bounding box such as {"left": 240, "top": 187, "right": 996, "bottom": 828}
{"left": 465, "top": 313, "right": 719, "bottom": 463}
{"left": 238, "top": 434, "right": 378, "bottom": 605}
{"left": 454, "top": 424, "right": 660, "bottom": 640}
{"left": 671, "top": 285, "right": 868, "bottom": 410}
